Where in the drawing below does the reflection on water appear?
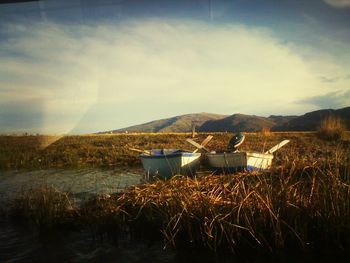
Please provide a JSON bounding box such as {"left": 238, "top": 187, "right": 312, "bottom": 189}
{"left": 0, "top": 217, "right": 180, "bottom": 263}
{"left": 0, "top": 216, "right": 231, "bottom": 263}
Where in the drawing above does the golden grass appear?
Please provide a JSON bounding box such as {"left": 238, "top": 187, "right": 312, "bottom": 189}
{"left": 317, "top": 116, "right": 346, "bottom": 141}
{"left": 1, "top": 132, "right": 348, "bottom": 169}
{"left": 81, "top": 163, "right": 350, "bottom": 253}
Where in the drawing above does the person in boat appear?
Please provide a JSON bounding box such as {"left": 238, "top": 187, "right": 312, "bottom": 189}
{"left": 227, "top": 132, "right": 245, "bottom": 152}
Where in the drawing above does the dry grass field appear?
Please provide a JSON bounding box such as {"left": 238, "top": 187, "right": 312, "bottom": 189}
{"left": 0, "top": 131, "right": 349, "bottom": 170}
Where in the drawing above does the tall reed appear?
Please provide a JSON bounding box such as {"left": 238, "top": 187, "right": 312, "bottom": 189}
{"left": 11, "top": 186, "right": 76, "bottom": 229}
{"left": 317, "top": 116, "right": 346, "bottom": 141}
{"left": 81, "top": 161, "right": 350, "bottom": 254}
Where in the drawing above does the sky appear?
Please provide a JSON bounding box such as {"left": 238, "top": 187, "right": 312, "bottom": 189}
{"left": 0, "top": 0, "right": 350, "bottom": 134}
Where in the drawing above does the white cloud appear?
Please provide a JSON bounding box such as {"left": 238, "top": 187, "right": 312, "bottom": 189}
{"left": 1, "top": 19, "right": 349, "bottom": 133}
{"left": 299, "top": 90, "right": 350, "bottom": 108}
{"left": 323, "top": 0, "right": 350, "bottom": 8}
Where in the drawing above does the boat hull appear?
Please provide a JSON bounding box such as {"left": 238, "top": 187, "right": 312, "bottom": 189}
{"left": 207, "top": 151, "right": 273, "bottom": 173}
{"left": 140, "top": 149, "right": 201, "bottom": 179}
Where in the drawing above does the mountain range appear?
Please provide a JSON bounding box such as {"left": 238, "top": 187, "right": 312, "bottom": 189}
{"left": 104, "top": 107, "right": 350, "bottom": 133}
{"left": 115, "top": 113, "right": 226, "bottom": 133}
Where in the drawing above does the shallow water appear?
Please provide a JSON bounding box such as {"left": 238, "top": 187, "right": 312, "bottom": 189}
{"left": 0, "top": 168, "right": 144, "bottom": 205}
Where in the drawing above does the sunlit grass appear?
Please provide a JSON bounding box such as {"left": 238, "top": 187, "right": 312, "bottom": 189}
{"left": 82, "top": 162, "right": 350, "bottom": 253}
{"left": 1, "top": 132, "right": 348, "bottom": 169}
{"left": 317, "top": 116, "right": 346, "bottom": 141}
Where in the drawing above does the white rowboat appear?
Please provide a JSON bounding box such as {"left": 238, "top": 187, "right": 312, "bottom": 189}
{"left": 140, "top": 149, "right": 201, "bottom": 179}
{"left": 207, "top": 151, "right": 273, "bottom": 173}
{"left": 207, "top": 140, "right": 289, "bottom": 173}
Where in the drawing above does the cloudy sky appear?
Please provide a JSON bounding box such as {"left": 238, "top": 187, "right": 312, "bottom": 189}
{"left": 0, "top": 0, "right": 350, "bottom": 134}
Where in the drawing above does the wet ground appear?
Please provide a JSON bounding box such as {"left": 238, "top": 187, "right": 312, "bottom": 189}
{"left": 0, "top": 168, "right": 144, "bottom": 206}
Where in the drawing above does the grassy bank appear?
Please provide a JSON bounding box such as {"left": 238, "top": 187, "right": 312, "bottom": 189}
{"left": 1, "top": 132, "right": 349, "bottom": 169}
{"left": 0, "top": 133, "right": 199, "bottom": 169}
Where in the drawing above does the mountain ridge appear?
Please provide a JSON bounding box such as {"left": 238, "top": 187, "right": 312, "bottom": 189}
{"left": 101, "top": 107, "right": 350, "bottom": 133}
{"left": 110, "top": 113, "right": 227, "bottom": 133}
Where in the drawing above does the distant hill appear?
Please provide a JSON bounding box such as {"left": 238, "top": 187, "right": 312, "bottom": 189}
{"left": 273, "top": 107, "right": 350, "bottom": 131}
{"left": 111, "top": 113, "right": 227, "bottom": 133}
{"left": 267, "top": 115, "right": 298, "bottom": 127}
{"left": 101, "top": 107, "right": 350, "bottom": 133}
{"left": 198, "top": 114, "right": 277, "bottom": 132}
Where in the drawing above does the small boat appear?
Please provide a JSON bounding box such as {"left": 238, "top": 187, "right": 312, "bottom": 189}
{"left": 207, "top": 140, "right": 290, "bottom": 173}
{"left": 207, "top": 151, "right": 273, "bottom": 173}
{"left": 140, "top": 149, "right": 201, "bottom": 179}
{"left": 133, "top": 135, "right": 213, "bottom": 179}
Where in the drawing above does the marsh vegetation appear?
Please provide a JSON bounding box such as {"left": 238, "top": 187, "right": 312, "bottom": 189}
{"left": 1, "top": 131, "right": 350, "bottom": 257}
